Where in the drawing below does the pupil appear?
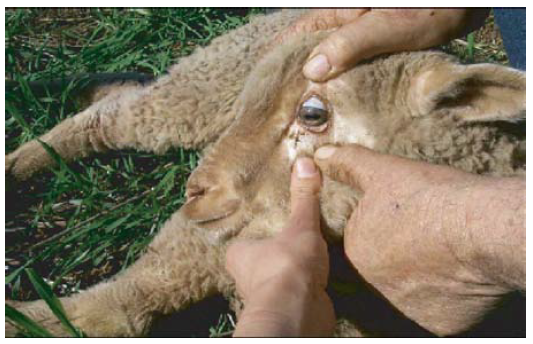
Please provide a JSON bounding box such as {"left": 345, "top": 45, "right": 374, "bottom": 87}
{"left": 305, "top": 112, "right": 321, "bottom": 120}
{"left": 299, "top": 107, "right": 327, "bottom": 126}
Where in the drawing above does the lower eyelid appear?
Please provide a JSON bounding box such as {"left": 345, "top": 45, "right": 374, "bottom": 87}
{"left": 299, "top": 121, "right": 329, "bottom": 133}
{"left": 309, "top": 123, "right": 329, "bottom": 133}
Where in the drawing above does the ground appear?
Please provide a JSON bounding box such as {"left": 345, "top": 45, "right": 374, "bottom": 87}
{"left": 4, "top": 8, "right": 509, "bottom": 337}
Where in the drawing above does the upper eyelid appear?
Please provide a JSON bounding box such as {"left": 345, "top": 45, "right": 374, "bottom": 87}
{"left": 298, "top": 93, "right": 329, "bottom": 111}
{"left": 302, "top": 96, "right": 326, "bottom": 110}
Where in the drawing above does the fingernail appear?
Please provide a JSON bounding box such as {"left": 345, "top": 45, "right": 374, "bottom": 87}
{"left": 315, "top": 146, "right": 336, "bottom": 160}
{"left": 303, "top": 54, "right": 331, "bottom": 80}
{"left": 296, "top": 157, "right": 317, "bottom": 178}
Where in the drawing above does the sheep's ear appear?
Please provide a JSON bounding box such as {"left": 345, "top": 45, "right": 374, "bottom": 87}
{"left": 411, "top": 63, "right": 525, "bottom": 122}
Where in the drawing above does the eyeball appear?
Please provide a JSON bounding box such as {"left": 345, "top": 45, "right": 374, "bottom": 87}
{"left": 297, "top": 96, "right": 329, "bottom": 128}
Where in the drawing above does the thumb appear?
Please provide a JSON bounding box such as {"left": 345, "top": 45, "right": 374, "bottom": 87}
{"left": 273, "top": 9, "right": 368, "bottom": 48}
{"left": 303, "top": 13, "right": 391, "bottom": 81}
{"left": 285, "top": 157, "right": 322, "bottom": 235}
{"left": 303, "top": 9, "right": 453, "bottom": 82}
{"left": 314, "top": 144, "right": 396, "bottom": 191}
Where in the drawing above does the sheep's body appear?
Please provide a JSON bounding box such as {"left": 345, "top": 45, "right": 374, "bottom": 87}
{"left": 6, "top": 10, "right": 525, "bottom": 337}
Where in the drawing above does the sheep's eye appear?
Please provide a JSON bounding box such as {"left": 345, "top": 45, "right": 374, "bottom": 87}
{"left": 298, "top": 96, "right": 329, "bottom": 127}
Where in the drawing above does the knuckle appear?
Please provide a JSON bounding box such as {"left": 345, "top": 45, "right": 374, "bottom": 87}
{"left": 273, "top": 243, "right": 303, "bottom": 272}
{"left": 326, "top": 148, "right": 357, "bottom": 174}
{"left": 321, "top": 33, "right": 354, "bottom": 67}
{"left": 291, "top": 179, "right": 320, "bottom": 198}
{"left": 291, "top": 184, "right": 319, "bottom": 199}
{"left": 336, "top": 145, "right": 360, "bottom": 161}
{"left": 300, "top": 232, "right": 328, "bottom": 253}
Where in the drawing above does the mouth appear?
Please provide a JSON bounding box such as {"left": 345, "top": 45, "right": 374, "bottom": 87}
{"left": 188, "top": 200, "right": 241, "bottom": 224}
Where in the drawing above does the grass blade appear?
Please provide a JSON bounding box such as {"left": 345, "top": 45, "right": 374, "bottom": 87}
{"left": 37, "top": 139, "right": 89, "bottom": 188}
{"left": 26, "top": 268, "right": 85, "bottom": 337}
{"left": 467, "top": 32, "right": 475, "bottom": 62}
{"left": 5, "top": 303, "right": 54, "bottom": 337}
{"left": 6, "top": 101, "right": 33, "bottom": 136}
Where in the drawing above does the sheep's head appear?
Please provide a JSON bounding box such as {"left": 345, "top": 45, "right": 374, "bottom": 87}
{"left": 181, "top": 34, "right": 526, "bottom": 242}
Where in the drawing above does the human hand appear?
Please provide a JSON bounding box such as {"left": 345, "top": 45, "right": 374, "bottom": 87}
{"left": 226, "top": 157, "right": 335, "bottom": 337}
{"left": 276, "top": 9, "right": 489, "bottom": 81}
{"left": 314, "top": 144, "right": 525, "bottom": 336}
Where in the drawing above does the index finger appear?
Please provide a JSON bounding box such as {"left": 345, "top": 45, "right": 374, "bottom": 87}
{"left": 284, "top": 157, "right": 322, "bottom": 236}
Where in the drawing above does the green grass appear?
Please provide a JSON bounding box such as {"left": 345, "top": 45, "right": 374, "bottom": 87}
{"left": 5, "top": 8, "right": 506, "bottom": 337}
{"left": 443, "top": 11, "right": 508, "bottom": 65}
{"left": 6, "top": 268, "right": 85, "bottom": 337}
{"left": 5, "top": 8, "right": 265, "bottom": 337}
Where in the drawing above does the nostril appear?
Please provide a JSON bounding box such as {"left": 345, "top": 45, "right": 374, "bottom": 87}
{"left": 186, "top": 185, "right": 206, "bottom": 202}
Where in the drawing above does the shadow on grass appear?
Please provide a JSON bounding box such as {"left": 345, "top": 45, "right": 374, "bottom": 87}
{"left": 149, "top": 295, "right": 233, "bottom": 338}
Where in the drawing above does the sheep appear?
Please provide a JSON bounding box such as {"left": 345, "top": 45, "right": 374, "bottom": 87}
{"left": 5, "top": 10, "right": 525, "bottom": 337}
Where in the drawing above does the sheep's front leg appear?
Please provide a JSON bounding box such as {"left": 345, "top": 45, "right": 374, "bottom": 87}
{"left": 5, "top": 72, "right": 244, "bottom": 182}
{"left": 6, "top": 214, "right": 234, "bottom": 337}
{"left": 6, "top": 85, "right": 145, "bottom": 182}
{"left": 6, "top": 37, "right": 251, "bottom": 183}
